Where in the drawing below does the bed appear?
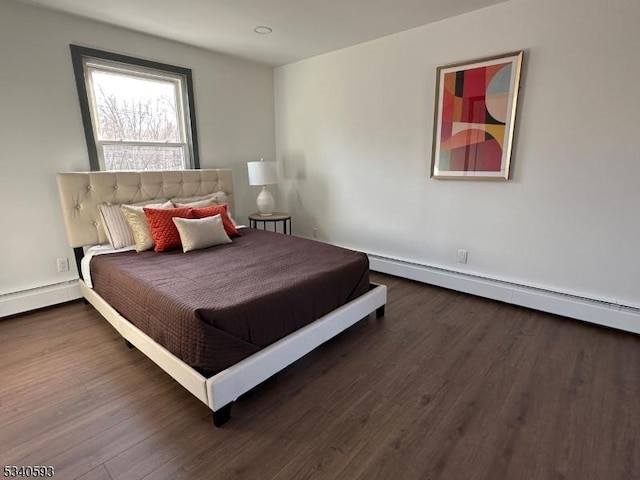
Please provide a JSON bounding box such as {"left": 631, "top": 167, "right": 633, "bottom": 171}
{"left": 56, "top": 169, "right": 387, "bottom": 426}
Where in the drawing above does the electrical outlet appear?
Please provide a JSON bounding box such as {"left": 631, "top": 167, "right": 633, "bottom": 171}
{"left": 457, "top": 249, "right": 468, "bottom": 264}
{"left": 56, "top": 257, "right": 69, "bottom": 273}
{"left": 312, "top": 227, "right": 319, "bottom": 238}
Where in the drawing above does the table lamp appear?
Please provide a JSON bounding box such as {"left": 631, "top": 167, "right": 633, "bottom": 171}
{"left": 247, "top": 158, "right": 278, "bottom": 216}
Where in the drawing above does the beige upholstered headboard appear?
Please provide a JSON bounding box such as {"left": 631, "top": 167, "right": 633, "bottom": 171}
{"left": 57, "top": 169, "right": 234, "bottom": 248}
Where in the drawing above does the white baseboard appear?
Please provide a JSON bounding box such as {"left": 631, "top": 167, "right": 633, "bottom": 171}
{"left": 0, "top": 281, "right": 82, "bottom": 318}
{"left": 369, "top": 255, "right": 640, "bottom": 335}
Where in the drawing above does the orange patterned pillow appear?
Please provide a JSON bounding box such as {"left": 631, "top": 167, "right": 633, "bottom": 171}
{"left": 191, "top": 204, "right": 239, "bottom": 237}
{"left": 143, "top": 207, "right": 194, "bottom": 252}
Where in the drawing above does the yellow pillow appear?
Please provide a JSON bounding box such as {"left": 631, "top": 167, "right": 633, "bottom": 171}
{"left": 120, "top": 201, "right": 172, "bottom": 252}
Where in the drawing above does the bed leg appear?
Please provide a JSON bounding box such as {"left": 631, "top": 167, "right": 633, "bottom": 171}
{"left": 213, "top": 404, "right": 232, "bottom": 427}
{"left": 124, "top": 339, "right": 135, "bottom": 349}
{"left": 376, "top": 305, "right": 385, "bottom": 318}
{"left": 73, "top": 247, "right": 84, "bottom": 281}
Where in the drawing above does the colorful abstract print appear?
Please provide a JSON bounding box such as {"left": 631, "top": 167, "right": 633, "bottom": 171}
{"left": 439, "top": 62, "right": 512, "bottom": 173}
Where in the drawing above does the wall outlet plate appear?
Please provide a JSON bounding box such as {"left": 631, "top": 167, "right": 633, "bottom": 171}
{"left": 457, "top": 249, "right": 468, "bottom": 264}
{"left": 56, "top": 257, "right": 69, "bottom": 272}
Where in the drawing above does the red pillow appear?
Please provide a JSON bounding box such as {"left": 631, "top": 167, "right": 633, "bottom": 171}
{"left": 143, "top": 207, "right": 194, "bottom": 252}
{"left": 191, "top": 204, "right": 239, "bottom": 237}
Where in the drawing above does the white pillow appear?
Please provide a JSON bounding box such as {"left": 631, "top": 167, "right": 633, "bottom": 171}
{"left": 172, "top": 214, "right": 232, "bottom": 253}
{"left": 99, "top": 204, "right": 135, "bottom": 249}
{"left": 171, "top": 191, "right": 224, "bottom": 205}
{"left": 173, "top": 197, "right": 218, "bottom": 208}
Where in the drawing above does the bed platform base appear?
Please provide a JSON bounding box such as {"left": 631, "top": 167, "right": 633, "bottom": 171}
{"left": 79, "top": 280, "right": 387, "bottom": 426}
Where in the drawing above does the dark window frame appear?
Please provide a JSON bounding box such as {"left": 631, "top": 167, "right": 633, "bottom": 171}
{"left": 70, "top": 44, "right": 200, "bottom": 171}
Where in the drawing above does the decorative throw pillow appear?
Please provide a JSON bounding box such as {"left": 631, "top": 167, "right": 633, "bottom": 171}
{"left": 172, "top": 191, "right": 237, "bottom": 225}
{"left": 171, "top": 191, "right": 223, "bottom": 205}
{"left": 99, "top": 204, "right": 135, "bottom": 249}
{"left": 99, "top": 199, "right": 168, "bottom": 249}
{"left": 173, "top": 197, "right": 218, "bottom": 208}
{"left": 191, "top": 204, "right": 239, "bottom": 237}
{"left": 120, "top": 201, "right": 173, "bottom": 252}
{"left": 210, "top": 192, "right": 238, "bottom": 226}
{"left": 143, "top": 207, "right": 194, "bottom": 252}
{"left": 172, "top": 214, "right": 232, "bottom": 253}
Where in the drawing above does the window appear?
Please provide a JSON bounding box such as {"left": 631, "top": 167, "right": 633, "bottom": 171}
{"left": 70, "top": 45, "right": 199, "bottom": 171}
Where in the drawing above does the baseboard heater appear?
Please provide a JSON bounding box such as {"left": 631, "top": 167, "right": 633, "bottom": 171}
{"left": 3, "top": 253, "right": 638, "bottom": 334}
{"left": 368, "top": 253, "right": 640, "bottom": 335}
{"left": 0, "top": 281, "right": 82, "bottom": 318}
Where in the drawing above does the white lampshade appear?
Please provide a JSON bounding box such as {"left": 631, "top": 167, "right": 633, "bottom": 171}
{"left": 247, "top": 160, "right": 277, "bottom": 186}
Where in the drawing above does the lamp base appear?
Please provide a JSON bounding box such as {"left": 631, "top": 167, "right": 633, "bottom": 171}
{"left": 256, "top": 186, "right": 275, "bottom": 216}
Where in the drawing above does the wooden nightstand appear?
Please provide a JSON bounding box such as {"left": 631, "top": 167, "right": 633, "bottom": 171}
{"left": 248, "top": 212, "right": 292, "bottom": 235}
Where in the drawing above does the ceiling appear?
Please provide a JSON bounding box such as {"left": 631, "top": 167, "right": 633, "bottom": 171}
{"left": 13, "top": 0, "right": 509, "bottom": 66}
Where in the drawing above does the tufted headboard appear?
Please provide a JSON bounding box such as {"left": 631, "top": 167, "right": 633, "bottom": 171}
{"left": 57, "top": 169, "right": 234, "bottom": 248}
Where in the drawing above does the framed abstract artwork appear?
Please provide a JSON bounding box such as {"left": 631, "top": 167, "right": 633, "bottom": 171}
{"left": 430, "top": 51, "right": 523, "bottom": 180}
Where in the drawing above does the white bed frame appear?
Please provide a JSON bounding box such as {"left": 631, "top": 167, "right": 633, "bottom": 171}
{"left": 57, "top": 169, "right": 387, "bottom": 426}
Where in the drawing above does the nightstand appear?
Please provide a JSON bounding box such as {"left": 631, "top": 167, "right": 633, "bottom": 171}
{"left": 248, "top": 212, "right": 292, "bottom": 235}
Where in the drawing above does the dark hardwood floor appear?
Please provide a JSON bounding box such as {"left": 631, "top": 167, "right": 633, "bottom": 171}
{"left": 1, "top": 273, "right": 639, "bottom": 479}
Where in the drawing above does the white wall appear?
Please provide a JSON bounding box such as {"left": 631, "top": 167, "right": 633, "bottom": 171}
{"left": 0, "top": 1, "right": 275, "bottom": 305}
{"left": 275, "top": 0, "right": 640, "bottom": 309}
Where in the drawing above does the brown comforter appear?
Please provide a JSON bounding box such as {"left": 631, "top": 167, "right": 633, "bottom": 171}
{"left": 90, "top": 228, "right": 369, "bottom": 375}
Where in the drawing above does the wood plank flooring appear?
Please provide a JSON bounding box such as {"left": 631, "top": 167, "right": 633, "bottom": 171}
{"left": 1, "top": 272, "right": 639, "bottom": 479}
